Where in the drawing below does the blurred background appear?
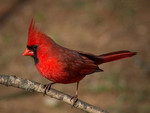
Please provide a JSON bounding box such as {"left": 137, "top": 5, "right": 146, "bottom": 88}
{"left": 0, "top": 0, "right": 149, "bottom": 113}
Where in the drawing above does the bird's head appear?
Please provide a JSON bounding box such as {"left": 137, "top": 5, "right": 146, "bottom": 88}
{"left": 23, "top": 19, "right": 55, "bottom": 64}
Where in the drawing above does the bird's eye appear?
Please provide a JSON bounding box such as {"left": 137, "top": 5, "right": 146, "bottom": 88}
{"left": 27, "top": 45, "right": 38, "bottom": 51}
{"left": 32, "top": 45, "right": 38, "bottom": 50}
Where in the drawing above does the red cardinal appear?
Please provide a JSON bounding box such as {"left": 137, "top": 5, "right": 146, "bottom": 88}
{"left": 23, "top": 19, "right": 136, "bottom": 105}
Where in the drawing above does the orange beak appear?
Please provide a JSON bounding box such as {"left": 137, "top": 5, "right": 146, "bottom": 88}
{"left": 23, "top": 48, "right": 34, "bottom": 56}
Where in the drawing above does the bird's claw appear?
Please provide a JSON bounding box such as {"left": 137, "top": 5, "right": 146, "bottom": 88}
{"left": 43, "top": 83, "right": 54, "bottom": 96}
{"left": 70, "top": 95, "right": 78, "bottom": 107}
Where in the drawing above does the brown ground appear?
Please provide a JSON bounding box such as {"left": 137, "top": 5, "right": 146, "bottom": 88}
{"left": 0, "top": 0, "right": 150, "bottom": 113}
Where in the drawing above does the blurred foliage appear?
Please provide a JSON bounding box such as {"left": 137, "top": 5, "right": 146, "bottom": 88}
{"left": 35, "top": 11, "right": 45, "bottom": 22}
{"left": 2, "top": 33, "right": 14, "bottom": 45}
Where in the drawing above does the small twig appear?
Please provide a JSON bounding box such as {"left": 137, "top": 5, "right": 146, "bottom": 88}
{"left": 0, "top": 75, "right": 109, "bottom": 113}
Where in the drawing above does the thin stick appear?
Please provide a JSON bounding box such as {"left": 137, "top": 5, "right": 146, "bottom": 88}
{"left": 0, "top": 75, "right": 109, "bottom": 113}
{"left": 76, "top": 82, "right": 79, "bottom": 96}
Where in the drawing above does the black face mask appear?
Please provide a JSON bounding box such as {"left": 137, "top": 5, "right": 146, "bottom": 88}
{"left": 27, "top": 45, "right": 39, "bottom": 64}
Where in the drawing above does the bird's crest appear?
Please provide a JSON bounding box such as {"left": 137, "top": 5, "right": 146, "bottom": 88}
{"left": 27, "top": 18, "right": 54, "bottom": 46}
{"left": 27, "top": 18, "right": 39, "bottom": 46}
{"left": 28, "top": 18, "right": 34, "bottom": 36}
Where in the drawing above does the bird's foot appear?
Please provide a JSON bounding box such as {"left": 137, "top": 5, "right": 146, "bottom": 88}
{"left": 70, "top": 95, "right": 78, "bottom": 107}
{"left": 43, "top": 83, "right": 55, "bottom": 96}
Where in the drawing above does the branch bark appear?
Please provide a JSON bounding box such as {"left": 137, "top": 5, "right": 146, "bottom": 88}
{"left": 0, "top": 75, "right": 108, "bottom": 113}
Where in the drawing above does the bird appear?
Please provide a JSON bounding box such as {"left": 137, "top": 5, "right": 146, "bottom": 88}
{"left": 23, "top": 19, "right": 136, "bottom": 106}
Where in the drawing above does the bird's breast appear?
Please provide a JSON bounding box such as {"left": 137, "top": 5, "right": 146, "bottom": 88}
{"left": 36, "top": 57, "right": 85, "bottom": 84}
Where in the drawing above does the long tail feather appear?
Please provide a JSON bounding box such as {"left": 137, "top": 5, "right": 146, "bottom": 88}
{"left": 98, "top": 50, "right": 137, "bottom": 64}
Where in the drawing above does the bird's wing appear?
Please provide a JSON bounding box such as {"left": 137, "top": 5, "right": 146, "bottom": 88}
{"left": 78, "top": 51, "right": 103, "bottom": 64}
{"left": 77, "top": 52, "right": 103, "bottom": 75}
{"left": 63, "top": 50, "right": 103, "bottom": 76}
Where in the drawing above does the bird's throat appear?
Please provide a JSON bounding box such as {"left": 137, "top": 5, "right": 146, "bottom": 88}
{"left": 32, "top": 54, "right": 39, "bottom": 65}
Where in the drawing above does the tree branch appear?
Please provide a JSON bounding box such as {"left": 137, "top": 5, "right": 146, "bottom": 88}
{"left": 0, "top": 75, "right": 108, "bottom": 113}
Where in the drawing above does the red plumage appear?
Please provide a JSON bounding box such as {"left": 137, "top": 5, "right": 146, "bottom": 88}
{"left": 23, "top": 19, "right": 136, "bottom": 105}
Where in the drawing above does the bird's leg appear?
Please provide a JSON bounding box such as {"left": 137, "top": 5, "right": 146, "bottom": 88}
{"left": 43, "top": 82, "right": 55, "bottom": 96}
{"left": 71, "top": 82, "right": 79, "bottom": 107}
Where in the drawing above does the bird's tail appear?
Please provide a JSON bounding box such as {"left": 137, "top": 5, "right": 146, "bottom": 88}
{"left": 97, "top": 50, "right": 137, "bottom": 64}
{"left": 78, "top": 50, "right": 137, "bottom": 65}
